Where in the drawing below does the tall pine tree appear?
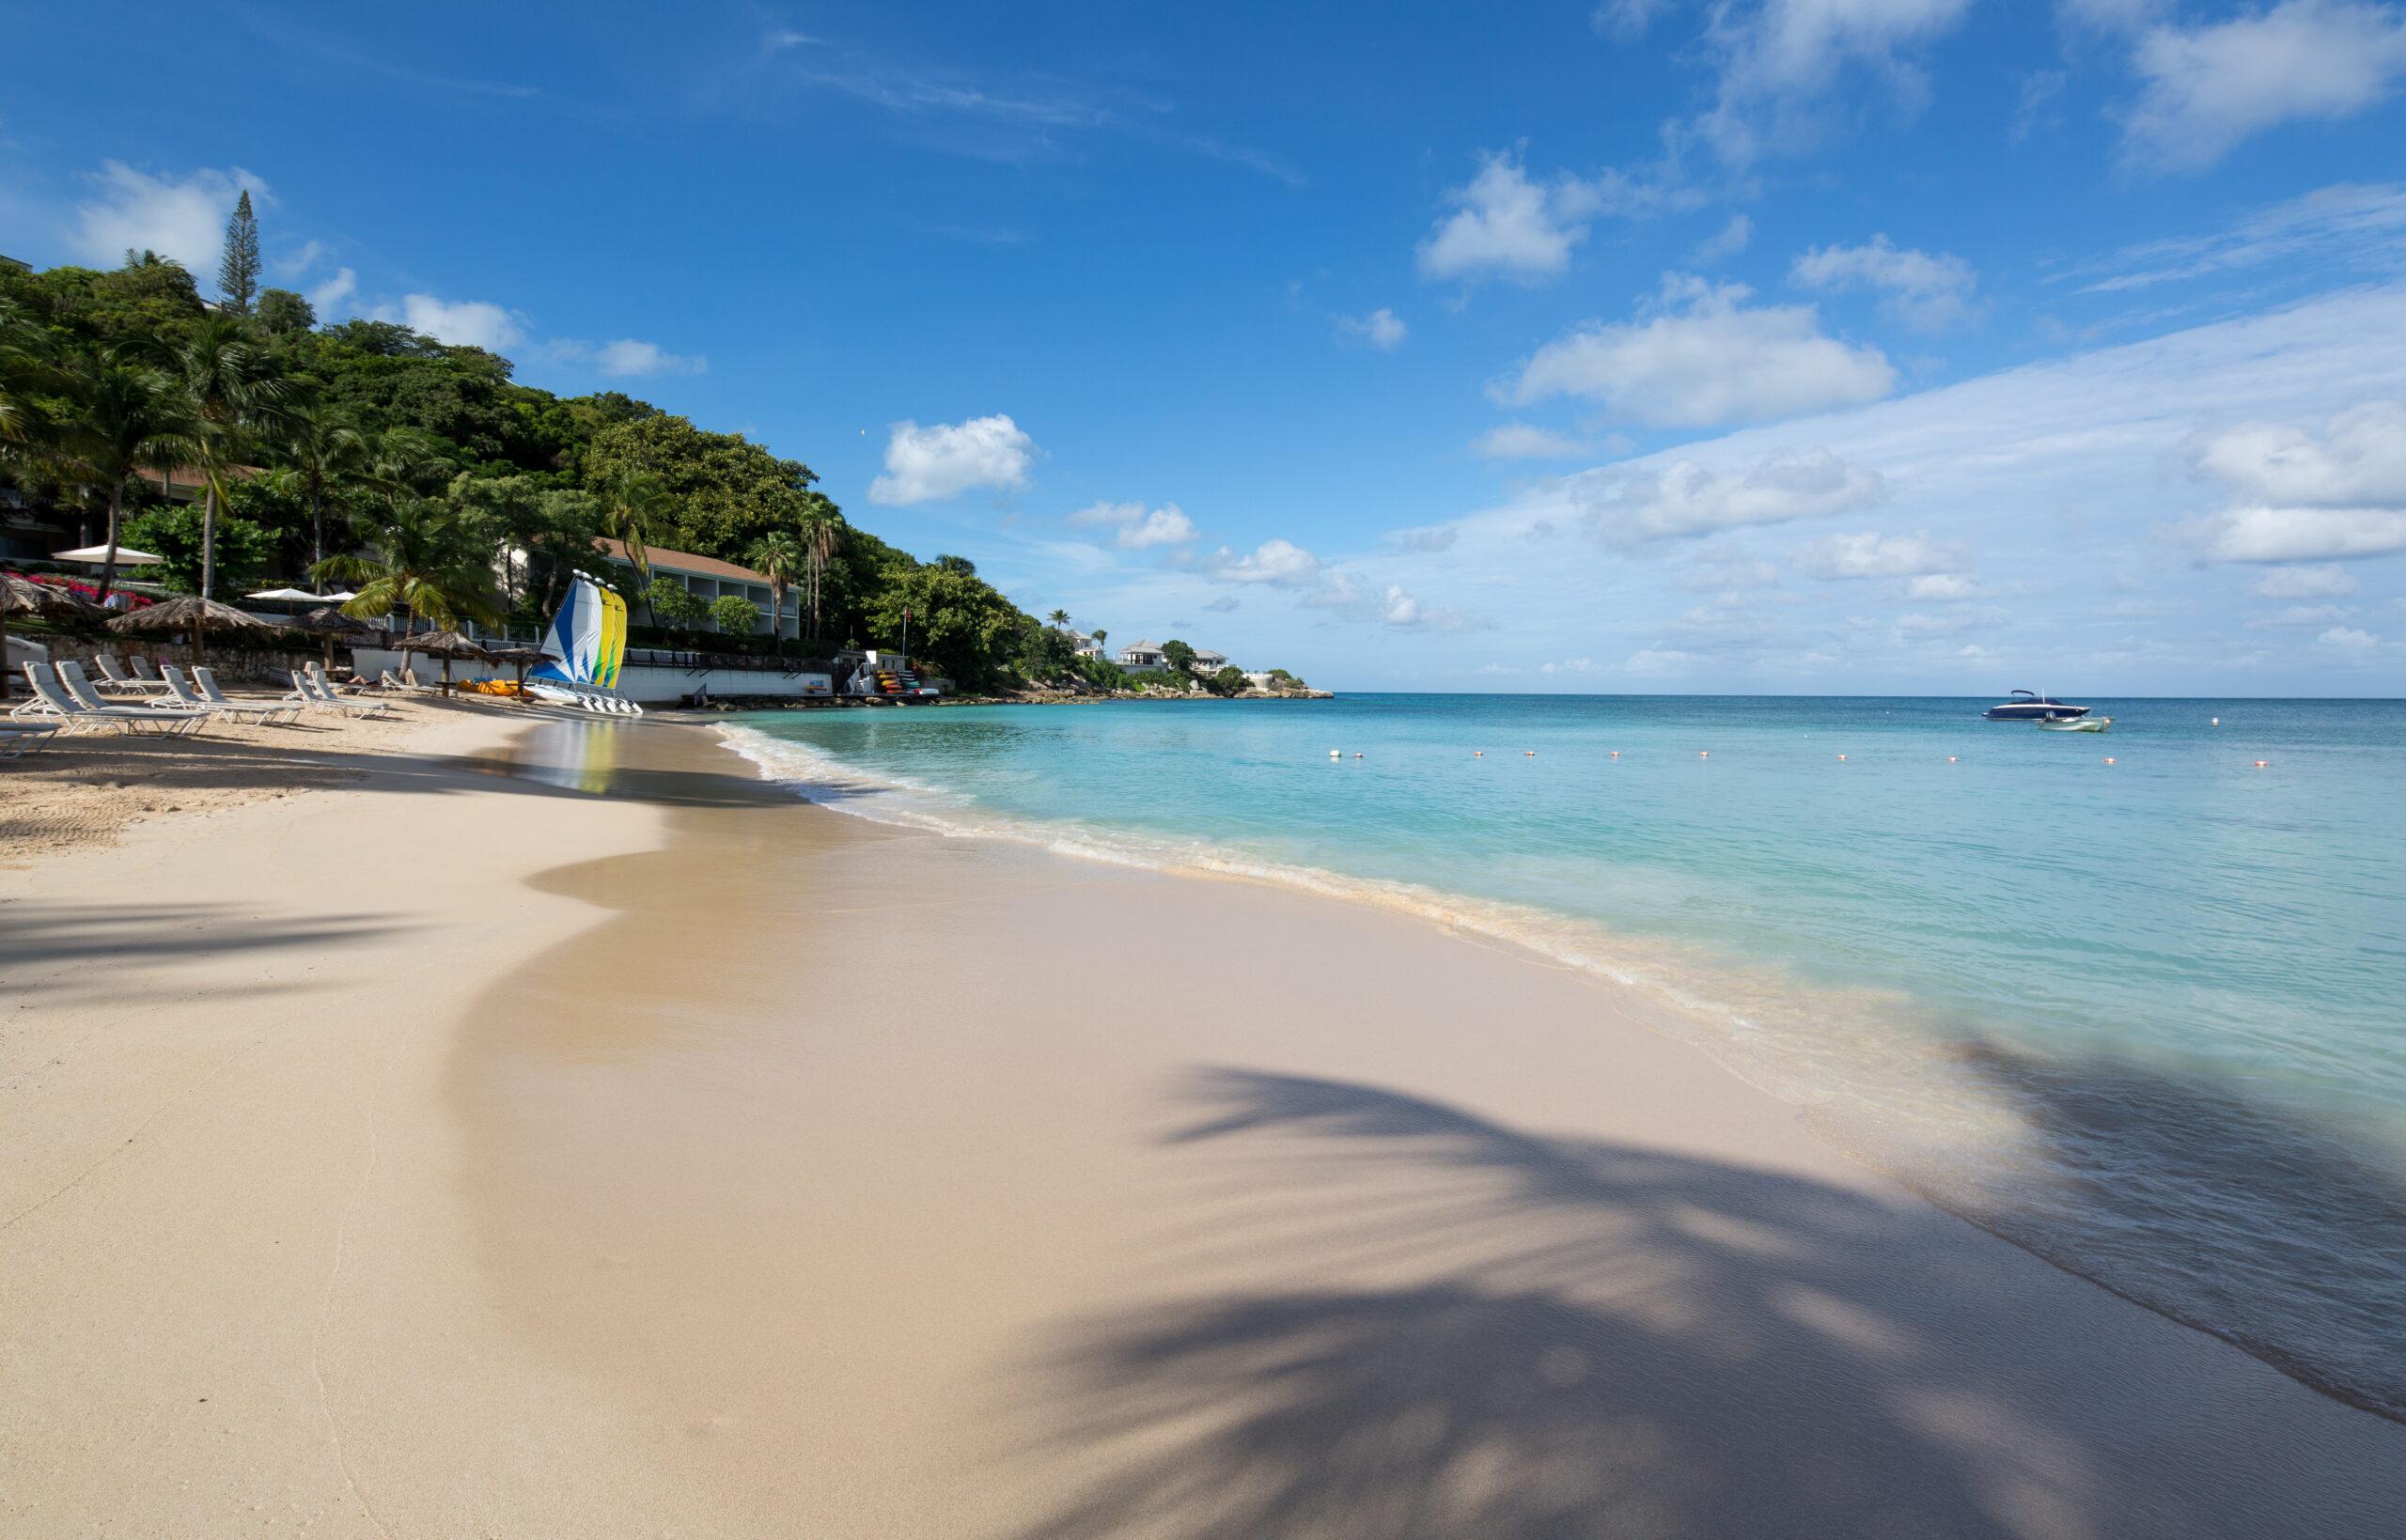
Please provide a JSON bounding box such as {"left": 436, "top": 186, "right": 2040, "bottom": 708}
{"left": 218, "top": 190, "right": 260, "bottom": 315}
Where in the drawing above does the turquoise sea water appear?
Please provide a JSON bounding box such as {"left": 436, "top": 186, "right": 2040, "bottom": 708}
{"left": 720, "top": 694, "right": 2406, "bottom": 1419}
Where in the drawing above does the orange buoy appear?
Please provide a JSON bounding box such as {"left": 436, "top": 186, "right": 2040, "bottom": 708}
{"left": 1474, "top": 750, "right": 1483, "bottom": 757}
{"left": 1698, "top": 751, "right": 1710, "bottom": 759}
{"left": 1836, "top": 754, "right": 1848, "bottom": 761}
{"left": 2104, "top": 756, "right": 2117, "bottom": 765}
{"left": 2255, "top": 759, "right": 2269, "bottom": 768}
{"left": 1610, "top": 750, "right": 1620, "bottom": 758}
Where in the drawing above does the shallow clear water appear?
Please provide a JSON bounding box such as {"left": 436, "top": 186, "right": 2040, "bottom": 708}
{"left": 720, "top": 693, "right": 2406, "bottom": 1418}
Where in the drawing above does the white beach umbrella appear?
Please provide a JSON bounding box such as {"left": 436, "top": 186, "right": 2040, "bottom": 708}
{"left": 52, "top": 543, "right": 164, "bottom": 565}
{"left": 247, "top": 586, "right": 335, "bottom": 603}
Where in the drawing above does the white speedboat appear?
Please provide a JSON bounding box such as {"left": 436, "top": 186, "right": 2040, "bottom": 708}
{"left": 1984, "top": 690, "right": 2089, "bottom": 722}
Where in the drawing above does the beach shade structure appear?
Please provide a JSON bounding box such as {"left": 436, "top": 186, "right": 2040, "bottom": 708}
{"left": 52, "top": 543, "right": 165, "bottom": 566}
{"left": 107, "top": 593, "right": 273, "bottom": 670}
{"left": 2, "top": 573, "right": 113, "bottom": 702}
{"left": 394, "top": 629, "right": 492, "bottom": 694}
{"left": 282, "top": 604, "right": 380, "bottom": 673}
{"left": 247, "top": 586, "right": 341, "bottom": 605}
{"left": 478, "top": 643, "right": 550, "bottom": 702}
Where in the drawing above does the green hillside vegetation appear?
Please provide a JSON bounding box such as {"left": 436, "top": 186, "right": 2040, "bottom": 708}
{"left": 1, "top": 228, "right": 1305, "bottom": 697}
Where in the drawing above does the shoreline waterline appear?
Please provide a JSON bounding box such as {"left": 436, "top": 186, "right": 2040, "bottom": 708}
{"left": 711, "top": 698, "right": 2406, "bottom": 1424}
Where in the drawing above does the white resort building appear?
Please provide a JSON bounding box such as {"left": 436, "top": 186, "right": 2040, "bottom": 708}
{"left": 593, "top": 537, "right": 800, "bottom": 640}
{"left": 1117, "top": 638, "right": 1168, "bottom": 671}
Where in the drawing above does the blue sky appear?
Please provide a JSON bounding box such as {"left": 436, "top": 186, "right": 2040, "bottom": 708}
{"left": 7, "top": 0, "right": 2405, "bottom": 693}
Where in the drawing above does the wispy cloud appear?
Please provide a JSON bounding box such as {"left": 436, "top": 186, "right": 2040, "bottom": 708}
{"left": 767, "top": 33, "right": 1303, "bottom": 185}
{"left": 2054, "top": 182, "right": 2406, "bottom": 295}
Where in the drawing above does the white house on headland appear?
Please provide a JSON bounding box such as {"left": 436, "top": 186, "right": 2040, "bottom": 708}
{"left": 593, "top": 537, "right": 800, "bottom": 639}
{"left": 1188, "top": 648, "right": 1228, "bottom": 673}
{"left": 1067, "top": 630, "right": 1108, "bottom": 659}
{"left": 1117, "top": 638, "right": 1167, "bottom": 671}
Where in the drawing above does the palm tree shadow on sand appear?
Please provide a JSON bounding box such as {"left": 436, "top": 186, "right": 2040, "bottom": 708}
{"left": 1005, "top": 1066, "right": 2403, "bottom": 1540}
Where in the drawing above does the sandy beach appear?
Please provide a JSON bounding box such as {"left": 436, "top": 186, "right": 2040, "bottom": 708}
{"left": 5, "top": 712, "right": 2401, "bottom": 1537}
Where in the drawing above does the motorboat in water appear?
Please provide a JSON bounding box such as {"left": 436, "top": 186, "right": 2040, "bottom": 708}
{"left": 1983, "top": 690, "right": 2089, "bottom": 722}
{"left": 2037, "top": 715, "right": 2110, "bottom": 732}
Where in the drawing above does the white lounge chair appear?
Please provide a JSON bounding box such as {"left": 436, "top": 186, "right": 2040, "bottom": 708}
{"left": 195, "top": 667, "right": 305, "bottom": 726}
{"left": 164, "top": 665, "right": 299, "bottom": 726}
{"left": 289, "top": 669, "right": 396, "bottom": 720}
{"left": 61, "top": 660, "right": 203, "bottom": 718}
{"left": 0, "top": 722, "right": 62, "bottom": 758}
{"left": 92, "top": 654, "right": 173, "bottom": 696}
{"left": 310, "top": 663, "right": 399, "bottom": 715}
{"left": 14, "top": 663, "right": 206, "bottom": 736}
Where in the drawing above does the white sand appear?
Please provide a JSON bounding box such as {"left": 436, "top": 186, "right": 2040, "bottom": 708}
{"left": 4, "top": 713, "right": 2399, "bottom": 1537}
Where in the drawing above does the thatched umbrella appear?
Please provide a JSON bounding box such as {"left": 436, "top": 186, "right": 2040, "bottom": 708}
{"left": 282, "top": 605, "right": 379, "bottom": 675}
{"left": 2, "top": 573, "right": 107, "bottom": 701}
{"left": 395, "top": 629, "right": 492, "bottom": 694}
{"left": 106, "top": 594, "right": 272, "bottom": 669}
{"left": 479, "top": 644, "right": 549, "bottom": 702}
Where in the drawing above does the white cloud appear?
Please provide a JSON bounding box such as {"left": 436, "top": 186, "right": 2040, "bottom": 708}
{"left": 1691, "top": 214, "right": 1755, "bottom": 265}
{"left": 1906, "top": 572, "right": 1979, "bottom": 600}
{"left": 2253, "top": 603, "right": 2352, "bottom": 627}
{"left": 1335, "top": 307, "right": 1408, "bottom": 350}
{"left": 1576, "top": 448, "right": 1886, "bottom": 546}
{"left": 593, "top": 338, "right": 707, "bottom": 377}
{"left": 2254, "top": 564, "right": 2360, "bottom": 598}
{"left": 1508, "top": 274, "right": 1896, "bottom": 428}
{"left": 379, "top": 293, "right": 525, "bottom": 350}
{"left": 274, "top": 239, "right": 327, "bottom": 278}
{"left": 1625, "top": 646, "right": 1697, "bottom": 676}
{"left": 1417, "top": 152, "right": 1590, "bottom": 285}
{"left": 1794, "top": 530, "right": 1951, "bottom": 579}
{"left": 2194, "top": 401, "right": 2406, "bottom": 505}
{"left": 2065, "top": 181, "right": 2406, "bottom": 295}
{"left": 1790, "top": 235, "right": 1979, "bottom": 332}
{"left": 1693, "top": 0, "right": 1976, "bottom": 165}
{"left": 1067, "top": 501, "right": 1198, "bottom": 550}
{"left": 2319, "top": 625, "right": 2383, "bottom": 657}
{"left": 306, "top": 267, "right": 357, "bottom": 315}
{"left": 70, "top": 163, "right": 266, "bottom": 273}
{"left": 2192, "top": 401, "right": 2406, "bottom": 561}
{"left": 2198, "top": 506, "right": 2406, "bottom": 562}
{"left": 1416, "top": 149, "right": 1694, "bottom": 287}
{"left": 1539, "top": 656, "right": 1600, "bottom": 674}
{"left": 1201, "top": 538, "right": 1323, "bottom": 586}
{"left": 867, "top": 414, "right": 1036, "bottom": 505}
{"left": 2011, "top": 70, "right": 2069, "bottom": 145}
{"left": 1474, "top": 423, "right": 1593, "bottom": 459}
{"left": 2122, "top": 1, "right": 2406, "bottom": 172}
{"left": 1304, "top": 570, "right": 1485, "bottom": 630}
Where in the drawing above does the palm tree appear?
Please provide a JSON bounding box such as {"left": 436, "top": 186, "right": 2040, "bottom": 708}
{"left": 314, "top": 498, "right": 500, "bottom": 634}
{"left": 746, "top": 531, "right": 804, "bottom": 658}
{"left": 160, "top": 319, "right": 291, "bottom": 599}
{"left": 1090, "top": 627, "right": 1107, "bottom": 653}
{"left": 797, "top": 491, "right": 845, "bottom": 641}
{"left": 274, "top": 395, "right": 367, "bottom": 578}
{"left": 1047, "top": 608, "right": 1070, "bottom": 631}
{"left": 0, "top": 297, "right": 58, "bottom": 450}
{"left": 603, "top": 470, "right": 671, "bottom": 580}
{"left": 360, "top": 425, "right": 457, "bottom": 510}
{"left": 52, "top": 355, "right": 202, "bottom": 603}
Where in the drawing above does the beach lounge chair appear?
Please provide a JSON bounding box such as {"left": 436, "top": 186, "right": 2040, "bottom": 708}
{"left": 310, "top": 663, "right": 399, "bottom": 715}
{"left": 164, "top": 665, "right": 299, "bottom": 726}
{"left": 290, "top": 670, "right": 396, "bottom": 720}
{"left": 92, "top": 654, "right": 172, "bottom": 696}
{"left": 195, "top": 667, "right": 305, "bottom": 726}
{"left": 375, "top": 668, "right": 440, "bottom": 696}
{"left": 61, "top": 660, "right": 202, "bottom": 719}
{"left": 14, "top": 664, "right": 206, "bottom": 736}
{"left": 0, "top": 722, "right": 62, "bottom": 758}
